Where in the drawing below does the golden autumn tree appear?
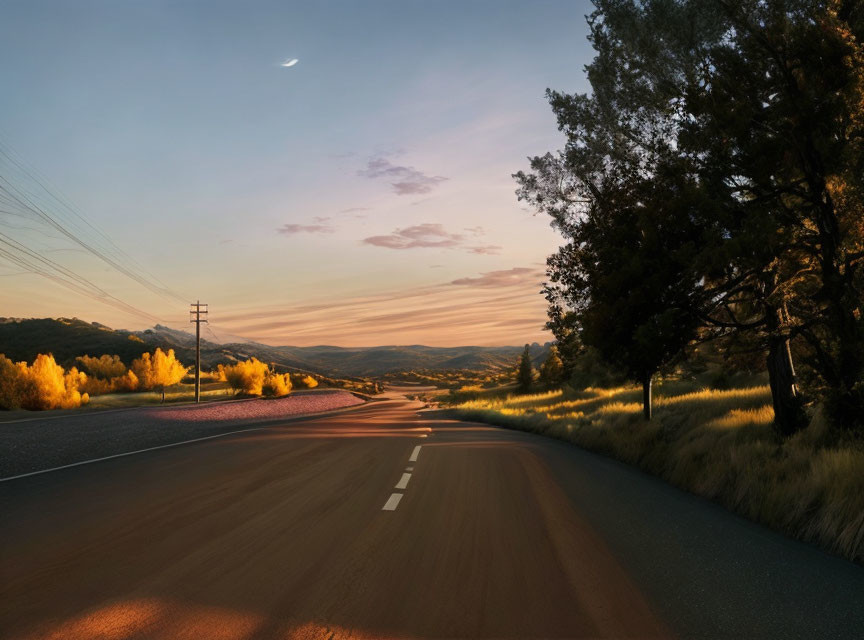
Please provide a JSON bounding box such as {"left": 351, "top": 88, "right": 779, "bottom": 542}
{"left": 131, "top": 348, "right": 188, "bottom": 403}
{"left": 2, "top": 354, "right": 90, "bottom": 410}
{"left": 0, "top": 354, "right": 23, "bottom": 409}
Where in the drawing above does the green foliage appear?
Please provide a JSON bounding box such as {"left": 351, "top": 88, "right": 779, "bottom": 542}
{"left": 518, "top": 0, "right": 864, "bottom": 434}
{"left": 567, "top": 346, "right": 627, "bottom": 391}
{"left": 539, "top": 346, "right": 564, "bottom": 387}
{"left": 517, "top": 344, "right": 534, "bottom": 392}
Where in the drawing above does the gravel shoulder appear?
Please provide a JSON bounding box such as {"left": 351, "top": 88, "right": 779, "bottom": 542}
{"left": 0, "top": 390, "right": 365, "bottom": 479}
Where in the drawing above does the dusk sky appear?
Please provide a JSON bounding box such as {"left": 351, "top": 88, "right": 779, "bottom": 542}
{"left": 0, "top": 0, "right": 594, "bottom": 346}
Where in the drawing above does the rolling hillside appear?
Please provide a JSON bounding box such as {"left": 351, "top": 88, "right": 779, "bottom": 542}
{"left": 0, "top": 318, "right": 546, "bottom": 376}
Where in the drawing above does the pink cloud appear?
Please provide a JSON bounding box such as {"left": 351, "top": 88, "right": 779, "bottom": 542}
{"left": 358, "top": 157, "right": 448, "bottom": 195}
{"left": 450, "top": 267, "right": 544, "bottom": 287}
{"left": 363, "top": 223, "right": 500, "bottom": 255}
{"left": 363, "top": 223, "right": 463, "bottom": 249}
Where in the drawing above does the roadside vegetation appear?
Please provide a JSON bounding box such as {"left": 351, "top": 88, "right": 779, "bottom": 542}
{"left": 455, "top": 0, "right": 864, "bottom": 563}
{"left": 0, "top": 347, "right": 190, "bottom": 410}
{"left": 0, "top": 350, "right": 338, "bottom": 412}
{"left": 453, "top": 380, "right": 864, "bottom": 564}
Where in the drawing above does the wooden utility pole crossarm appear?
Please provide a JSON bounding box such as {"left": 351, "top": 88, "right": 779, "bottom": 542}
{"left": 189, "top": 301, "right": 208, "bottom": 403}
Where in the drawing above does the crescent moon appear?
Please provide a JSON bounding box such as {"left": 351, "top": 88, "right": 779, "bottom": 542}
{"left": 281, "top": 59, "right": 299, "bottom": 67}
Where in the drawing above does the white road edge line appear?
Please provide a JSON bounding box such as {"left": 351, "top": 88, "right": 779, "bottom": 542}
{"left": 409, "top": 445, "right": 421, "bottom": 462}
{"left": 0, "top": 425, "right": 276, "bottom": 483}
{"left": 382, "top": 493, "right": 403, "bottom": 511}
{"left": 395, "top": 472, "right": 411, "bottom": 490}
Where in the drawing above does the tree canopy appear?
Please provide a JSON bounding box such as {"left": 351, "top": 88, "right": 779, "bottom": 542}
{"left": 518, "top": 0, "right": 864, "bottom": 433}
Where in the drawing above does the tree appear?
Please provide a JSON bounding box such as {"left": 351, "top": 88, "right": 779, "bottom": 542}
{"left": 674, "top": 0, "right": 864, "bottom": 431}
{"left": 0, "top": 354, "right": 89, "bottom": 410}
{"left": 132, "top": 348, "right": 187, "bottom": 402}
{"left": 539, "top": 346, "right": 564, "bottom": 388}
{"left": 535, "top": 161, "right": 705, "bottom": 420}
{"left": 519, "top": 0, "right": 864, "bottom": 434}
{"left": 517, "top": 344, "right": 534, "bottom": 392}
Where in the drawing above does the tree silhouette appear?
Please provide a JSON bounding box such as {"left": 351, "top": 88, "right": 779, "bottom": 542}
{"left": 517, "top": 345, "right": 534, "bottom": 392}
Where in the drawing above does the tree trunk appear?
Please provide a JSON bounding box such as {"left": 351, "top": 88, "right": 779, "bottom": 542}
{"left": 642, "top": 373, "right": 653, "bottom": 421}
{"left": 766, "top": 335, "right": 804, "bottom": 437}
{"left": 161, "top": 388, "right": 165, "bottom": 404}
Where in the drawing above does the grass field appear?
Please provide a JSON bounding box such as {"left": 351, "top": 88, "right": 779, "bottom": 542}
{"left": 454, "top": 381, "right": 864, "bottom": 564}
{"left": 85, "top": 382, "right": 236, "bottom": 409}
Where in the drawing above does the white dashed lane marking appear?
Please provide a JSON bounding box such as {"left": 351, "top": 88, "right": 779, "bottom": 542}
{"left": 395, "top": 473, "right": 411, "bottom": 490}
{"left": 382, "top": 493, "right": 403, "bottom": 511}
{"left": 381, "top": 432, "right": 427, "bottom": 511}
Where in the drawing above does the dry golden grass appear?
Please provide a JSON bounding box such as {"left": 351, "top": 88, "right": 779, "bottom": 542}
{"left": 456, "top": 382, "right": 864, "bottom": 564}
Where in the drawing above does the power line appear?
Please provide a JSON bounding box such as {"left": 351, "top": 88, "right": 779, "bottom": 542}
{"left": 0, "top": 135, "right": 191, "bottom": 326}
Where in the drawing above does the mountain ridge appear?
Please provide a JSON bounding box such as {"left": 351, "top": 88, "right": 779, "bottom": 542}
{"left": 0, "top": 317, "right": 548, "bottom": 376}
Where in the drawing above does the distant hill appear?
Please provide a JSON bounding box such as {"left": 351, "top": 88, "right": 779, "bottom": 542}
{"left": 0, "top": 317, "right": 548, "bottom": 376}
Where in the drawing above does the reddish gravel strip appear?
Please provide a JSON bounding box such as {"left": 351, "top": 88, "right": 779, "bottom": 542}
{"left": 148, "top": 390, "right": 363, "bottom": 424}
{"left": 0, "top": 390, "right": 365, "bottom": 479}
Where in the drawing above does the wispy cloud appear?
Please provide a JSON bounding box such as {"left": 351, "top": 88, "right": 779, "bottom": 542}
{"left": 363, "top": 223, "right": 500, "bottom": 255}
{"left": 466, "top": 245, "right": 502, "bottom": 255}
{"left": 451, "top": 267, "right": 544, "bottom": 287}
{"left": 364, "top": 223, "right": 461, "bottom": 250}
{"left": 358, "top": 156, "right": 448, "bottom": 195}
{"left": 213, "top": 265, "right": 549, "bottom": 346}
{"left": 277, "top": 222, "right": 334, "bottom": 235}
{"left": 339, "top": 207, "right": 370, "bottom": 214}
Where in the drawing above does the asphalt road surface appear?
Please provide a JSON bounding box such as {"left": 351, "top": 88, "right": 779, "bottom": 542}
{"left": 2, "top": 390, "right": 863, "bottom": 639}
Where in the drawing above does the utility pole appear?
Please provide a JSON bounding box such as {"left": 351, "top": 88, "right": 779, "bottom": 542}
{"left": 189, "top": 301, "right": 208, "bottom": 403}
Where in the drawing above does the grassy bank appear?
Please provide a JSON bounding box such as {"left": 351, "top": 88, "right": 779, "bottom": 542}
{"left": 454, "top": 382, "right": 864, "bottom": 564}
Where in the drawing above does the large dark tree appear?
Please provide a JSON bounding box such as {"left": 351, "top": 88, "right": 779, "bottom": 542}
{"left": 520, "top": 0, "right": 864, "bottom": 434}
{"left": 529, "top": 159, "right": 707, "bottom": 420}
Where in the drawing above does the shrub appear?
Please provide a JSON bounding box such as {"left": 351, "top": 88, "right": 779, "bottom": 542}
{"left": 222, "top": 358, "right": 270, "bottom": 395}
{"left": 262, "top": 372, "right": 292, "bottom": 397}
{"left": 75, "top": 354, "right": 127, "bottom": 379}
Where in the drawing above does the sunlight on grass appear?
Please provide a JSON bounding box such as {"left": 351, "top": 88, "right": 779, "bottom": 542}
{"left": 707, "top": 405, "right": 774, "bottom": 430}
{"left": 454, "top": 381, "right": 864, "bottom": 564}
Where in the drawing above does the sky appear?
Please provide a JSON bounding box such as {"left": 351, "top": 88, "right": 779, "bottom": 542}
{"left": 0, "top": 0, "right": 594, "bottom": 347}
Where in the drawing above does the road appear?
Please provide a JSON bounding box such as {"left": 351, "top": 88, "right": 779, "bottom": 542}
{"left": 2, "top": 389, "right": 863, "bottom": 639}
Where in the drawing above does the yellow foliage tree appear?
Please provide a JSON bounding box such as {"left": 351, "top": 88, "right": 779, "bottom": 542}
{"left": 0, "top": 353, "right": 89, "bottom": 410}
{"left": 0, "top": 355, "right": 23, "bottom": 409}
{"left": 131, "top": 348, "right": 188, "bottom": 402}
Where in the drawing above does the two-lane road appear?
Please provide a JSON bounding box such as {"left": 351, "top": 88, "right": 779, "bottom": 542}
{"left": 2, "top": 391, "right": 863, "bottom": 639}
